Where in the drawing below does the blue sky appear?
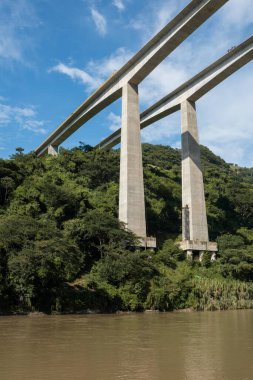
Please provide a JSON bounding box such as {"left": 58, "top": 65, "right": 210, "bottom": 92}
{"left": 0, "top": 0, "right": 253, "bottom": 166}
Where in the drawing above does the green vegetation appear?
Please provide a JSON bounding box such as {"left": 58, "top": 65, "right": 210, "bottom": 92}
{"left": 0, "top": 144, "right": 252, "bottom": 314}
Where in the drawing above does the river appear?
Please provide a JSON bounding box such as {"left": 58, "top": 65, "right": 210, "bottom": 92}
{"left": 0, "top": 310, "right": 252, "bottom": 380}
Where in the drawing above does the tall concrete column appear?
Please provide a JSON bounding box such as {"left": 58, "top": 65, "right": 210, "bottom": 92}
{"left": 48, "top": 145, "right": 58, "bottom": 156}
{"left": 180, "top": 100, "right": 216, "bottom": 253}
{"left": 119, "top": 82, "right": 147, "bottom": 244}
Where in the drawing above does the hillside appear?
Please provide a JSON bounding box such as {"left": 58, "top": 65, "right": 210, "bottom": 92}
{"left": 0, "top": 144, "right": 253, "bottom": 313}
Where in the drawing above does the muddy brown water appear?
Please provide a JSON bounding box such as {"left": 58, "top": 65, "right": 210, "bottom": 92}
{"left": 0, "top": 310, "right": 252, "bottom": 380}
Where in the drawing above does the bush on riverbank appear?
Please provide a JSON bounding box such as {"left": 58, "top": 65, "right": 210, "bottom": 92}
{"left": 48, "top": 250, "right": 253, "bottom": 313}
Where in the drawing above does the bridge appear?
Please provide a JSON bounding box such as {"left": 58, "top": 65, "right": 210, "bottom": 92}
{"left": 35, "top": 0, "right": 253, "bottom": 258}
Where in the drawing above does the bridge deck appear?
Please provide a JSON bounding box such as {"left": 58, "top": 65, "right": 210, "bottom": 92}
{"left": 96, "top": 36, "right": 253, "bottom": 150}
{"left": 34, "top": 0, "right": 228, "bottom": 156}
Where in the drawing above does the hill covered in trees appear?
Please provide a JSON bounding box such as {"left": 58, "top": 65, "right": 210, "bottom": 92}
{"left": 0, "top": 144, "right": 253, "bottom": 314}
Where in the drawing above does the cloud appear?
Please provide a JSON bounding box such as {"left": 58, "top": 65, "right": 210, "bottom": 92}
{"left": 21, "top": 119, "right": 47, "bottom": 134}
{"left": 220, "top": 0, "right": 253, "bottom": 29}
{"left": 197, "top": 66, "right": 253, "bottom": 167}
{"left": 49, "top": 63, "right": 101, "bottom": 91}
{"left": 141, "top": 116, "right": 180, "bottom": 145}
{"left": 0, "top": 0, "right": 40, "bottom": 63}
{"left": 91, "top": 8, "right": 107, "bottom": 36}
{"left": 88, "top": 47, "right": 132, "bottom": 78}
{"left": 129, "top": 0, "right": 182, "bottom": 42}
{"left": 0, "top": 104, "right": 35, "bottom": 124}
{"left": 139, "top": 61, "right": 188, "bottom": 107}
{"left": 113, "top": 0, "right": 125, "bottom": 11}
{"left": 107, "top": 112, "right": 121, "bottom": 132}
{"left": 50, "top": 47, "right": 132, "bottom": 92}
{"left": 0, "top": 102, "right": 47, "bottom": 134}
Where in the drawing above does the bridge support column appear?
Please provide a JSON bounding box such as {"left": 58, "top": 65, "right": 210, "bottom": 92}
{"left": 180, "top": 100, "right": 217, "bottom": 256}
{"left": 48, "top": 145, "right": 58, "bottom": 156}
{"left": 119, "top": 83, "right": 155, "bottom": 248}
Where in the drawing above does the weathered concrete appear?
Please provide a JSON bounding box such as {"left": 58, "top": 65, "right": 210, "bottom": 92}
{"left": 96, "top": 35, "right": 253, "bottom": 150}
{"left": 181, "top": 100, "right": 208, "bottom": 241}
{"left": 47, "top": 145, "right": 58, "bottom": 156}
{"left": 181, "top": 240, "right": 217, "bottom": 252}
{"left": 180, "top": 100, "right": 217, "bottom": 253}
{"left": 35, "top": 0, "right": 228, "bottom": 156}
{"left": 187, "top": 250, "right": 193, "bottom": 260}
{"left": 119, "top": 83, "right": 147, "bottom": 245}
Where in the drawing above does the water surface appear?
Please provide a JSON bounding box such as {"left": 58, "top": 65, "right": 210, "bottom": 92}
{"left": 0, "top": 310, "right": 252, "bottom": 380}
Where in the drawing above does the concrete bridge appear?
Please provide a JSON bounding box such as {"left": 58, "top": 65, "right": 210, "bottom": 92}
{"left": 35, "top": 0, "right": 252, "bottom": 256}
{"left": 96, "top": 36, "right": 253, "bottom": 255}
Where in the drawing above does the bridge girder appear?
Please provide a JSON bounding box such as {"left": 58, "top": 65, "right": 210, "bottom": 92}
{"left": 96, "top": 35, "right": 253, "bottom": 150}
{"left": 34, "top": 0, "right": 229, "bottom": 156}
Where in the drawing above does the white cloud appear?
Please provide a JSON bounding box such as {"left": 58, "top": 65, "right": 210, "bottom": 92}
{"left": 50, "top": 63, "right": 101, "bottom": 91}
{"left": 91, "top": 8, "right": 107, "bottom": 36}
{"left": 21, "top": 119, "right": 47, "bottom": 134}
{"left": 0, "top": 102, "right": 47, "bottom": 134}
{"left": 113, "top": 0, "right": 125, "bottom": 11}
{"left": 141, "top": 116, "right": 180, "bottom": 144}
{"left": 221, "top": 0, "right": 253, "bottom": 28}
{"left": 50, "top": 47, "right": 132, "bottom": 93}
{"left": 129, "top": 0, "right": 183, "bottom": 42}
{"left": 197, "top": 66, "right": 253, "bottom": 167}
{"left": 139, "top": 61, "right": 188, "bottom": 107}
{"left": 0, "top": 0, "right": 40, "bottom": 63}
{"left": 107, "top": 112, "right": 121, "bottom": 132}
{"left": 88, "top": 47, "right": 132, "bottom": 78}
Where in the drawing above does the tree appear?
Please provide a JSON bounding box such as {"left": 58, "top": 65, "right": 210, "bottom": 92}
{"left": 78, "top": 141, "right": 93, "bottom": 152}
{"left": 64, "top": 210, "right": 137, "bottom": 268}
{"left": 8, "top": 238, "right": 82, "bottom": 311}
{"left": 15, "top": 147, "right": 24, "bottom": 154}
{"left": 0, "top": 176, "right": 15, "bottom": 203}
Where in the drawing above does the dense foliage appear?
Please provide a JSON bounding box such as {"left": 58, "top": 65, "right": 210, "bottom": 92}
{"left": 0, "top": 144, "right": 253, "bottom": 313}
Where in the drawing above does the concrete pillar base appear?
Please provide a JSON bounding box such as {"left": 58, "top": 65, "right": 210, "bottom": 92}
{"left": 132, "top": 236, "right": 156, "bottom": 249}
{"left": 211, "top": 252, "right": 217, "bottom": 262}
{"left": 186, "top": 250, "right": 193, "bottom": 260}
{"left": 180, "top": 240, "right": 218, "bottom": 252}
{"left": 48, "top": 145, "right": 58, "bottom": 156}
{"left": 199, "top": 251, "right": 205, "bottom": 262}
{"left": 146, "top": 236, "right": 156, "bottom": 249}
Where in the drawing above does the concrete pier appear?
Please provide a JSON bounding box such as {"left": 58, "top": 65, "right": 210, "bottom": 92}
{"left": 180, "top": 100, "right": 217, "bottom": 254}
{"left": 48, "top": 145, "right": 58, "bottom": 156}
{"left": 119, "top": 83, "right": 147, "bottom": 246}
